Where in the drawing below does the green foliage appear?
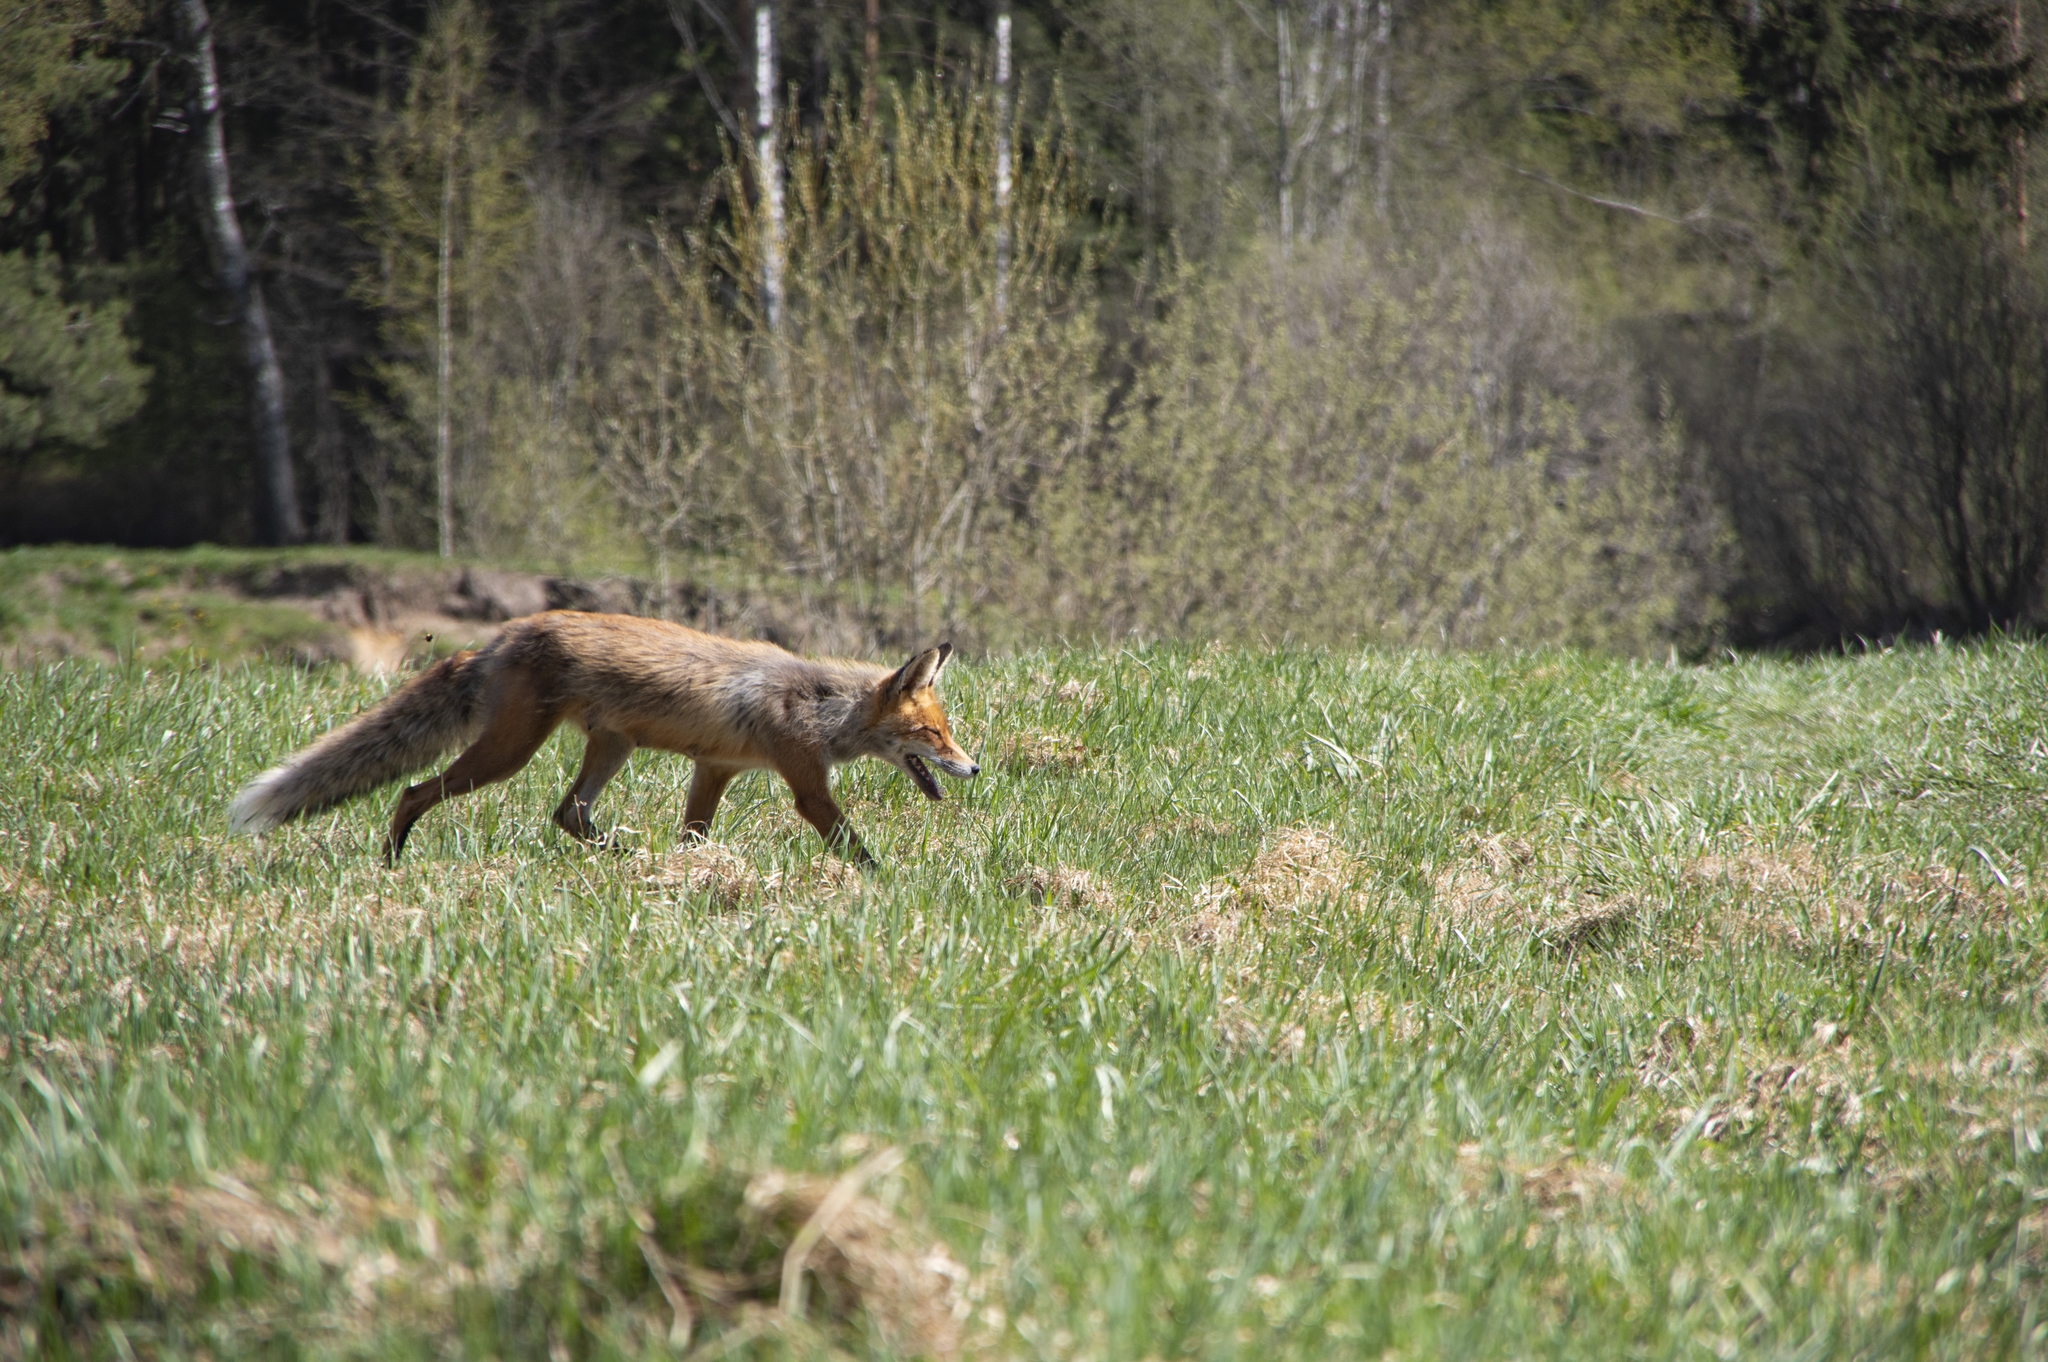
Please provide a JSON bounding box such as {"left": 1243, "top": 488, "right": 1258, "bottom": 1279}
{"left": 1416, "top": 0, "right": 1741, "bottom": 174}
{"left": 2, "top": 640, "right": 2045, "bottom": 1354}
{"left": 1723, "top": 0, "right": 2043, "bottom": 234}
{"left": 0, "top": 0, "right": 133, "bottom": 199}
{"left": 352, "top": 0, "right": 538, "bottom": 554}
{"left": 6, "top": 0, "right": 2039, "bottom": 650}
{"left": 0, "top": 247, "right": 148, "bottom": 453}
{"left": 613, "top": 70, "right": 1711, "bottom": 653}
{"left": 0, "top": 2, "right": 151, "bottom": 475}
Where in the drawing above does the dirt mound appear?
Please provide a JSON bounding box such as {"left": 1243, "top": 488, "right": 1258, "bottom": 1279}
{"left": 2, "top": 1152, "right": 970, "bottom": 1359}
{"left": 1, "top": 551, "right": 886, "bottom": 671}
{"left": 1008, "top": 864, "right": 1115, "bottom": 912}
{"left": 640, "top": 843, "right": 863, "bottom": 909}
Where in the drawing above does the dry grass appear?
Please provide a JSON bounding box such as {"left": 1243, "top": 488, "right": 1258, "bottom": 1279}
{"left": 0, "top": 1170, "right": 408, "bottom": 1350}
{"left": 1163, "top": 825, "right": 1363, "bottom": 948}
{"left": 1053, "top": 678, "right": 1102, "bottom": 711}
{"left": 1532, "top": 899, "right": 1640, "bottom": 954}
{"left": 1237, "top": 827, "right": 1357, "bottom": 912}
{"left": 742, "top": 1158, "right": 970, "bottom": 1361}
{"left": 1679, "top": 834, "right": 2029, "bottom": 958}
{"left": 1008, "top": 865, "right": 1115, "bottom": 914}
{"left": 2, "top": 1155, "right": 971, "bottom": 1361}
{"left": 1429, "top": 833, "right": 1637, "bottom": 950}
{"left": 996, "top": 731, "right": 1093, "bottom": 773}
{"left": 1214, "top": 999, "right": 1308, "bottom": 1062}
{"left": 1455, "top": 1143, "right": 1632, "bottom": 1220}
{"left": 639, "top": 843, "right": 863, "bottom": 910}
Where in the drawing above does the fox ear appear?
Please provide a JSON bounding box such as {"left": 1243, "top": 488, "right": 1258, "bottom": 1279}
{"left": 889, "top": 642, "right": 952, "bottom": 695}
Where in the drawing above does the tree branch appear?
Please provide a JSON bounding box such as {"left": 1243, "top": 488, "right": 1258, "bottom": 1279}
{"left": 666, "top": 0, "right": 745, "bottom": 146}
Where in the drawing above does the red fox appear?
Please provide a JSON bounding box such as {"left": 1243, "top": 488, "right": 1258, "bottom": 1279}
{"left": 228, "top": 611, "right": 978, "bottom": 864}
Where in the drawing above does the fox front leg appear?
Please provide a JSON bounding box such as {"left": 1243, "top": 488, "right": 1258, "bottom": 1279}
{"left": 780, "top": 761, "right": 876, "bottom": 867}
{"left": 682, "top": 761, "right": 741, "bottom": 841}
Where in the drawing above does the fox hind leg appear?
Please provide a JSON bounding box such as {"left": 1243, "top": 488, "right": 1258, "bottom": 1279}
{"left": 682, "top": 761, "right": 740, "bottom": 841}
{"left": 554, "top": 727, "right": 634, "bottom": 844}
{"left": 385, "top": 682, "right": 559, "bottom": 864}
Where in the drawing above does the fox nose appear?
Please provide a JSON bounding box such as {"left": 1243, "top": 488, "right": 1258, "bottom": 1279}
{"left": 969, "top": 762, "right": 980, "bottom": 776}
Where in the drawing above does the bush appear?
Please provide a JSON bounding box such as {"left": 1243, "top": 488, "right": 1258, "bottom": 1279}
{"left": 1018, "top": 233, "right": 1706, "bottom": 652}
{"left": 1665, "top": 216, "right": 2048, "bottom": 645}
{"left": 604, "top": 77, "right": 1102, "bottom": 646}
{"left": 608, "top": 79, "right": 1706, "bottom": 655}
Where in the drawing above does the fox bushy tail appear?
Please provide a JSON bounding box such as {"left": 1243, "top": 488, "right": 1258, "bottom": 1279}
{"left": 229, "top": 652, "right": 492, "bottom": 834}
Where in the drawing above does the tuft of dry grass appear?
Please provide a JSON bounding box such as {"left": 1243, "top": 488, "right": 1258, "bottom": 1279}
{"left": 996, "top": 731, "right": 1093, "bottom": 773}
{"left": 1532, "top": 898, "right": 1639, "bottom": 954}
{"left": 1, "top": 1171, "right": 407, "bottom": 1347}
{"left": 1008, "top": 864, "right": 1115, "bottom": 914}
{"left": 3, "top": 1155, "right": 972, "bottom": 1360}
{"left": 1429, "top": 834, "right": 1637, "bottom": 950}
{"left": 742, "top": 1156, "right": 970, "bottom": 1361}
{"left": 639, "top": 844, "right": 862, "bottom": 910}
{"left": 1161, "top": 825, "right": 1363, "bottom": 949}
{"left": 1053, "top": 678, "right": 1101, "bottom": 710}
{"left": 642, "top": 842, "right": 769, "bottom": 907}
{"left": 1214, "top": 999, "right": 1308, "bottom": 1062}
{"left": 1236, "top": 826, "right": 1357, "bottom": 912}
{"left": 1454, "top": 1145, "right": 1632, "bottom": 1220}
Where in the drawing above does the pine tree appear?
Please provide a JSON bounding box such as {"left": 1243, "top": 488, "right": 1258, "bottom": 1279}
{"left": 1722, "top": 0, "right": 2046, "bottom": 232}
{"left": 0, "top": 0, "right": 149, "bottom": 459}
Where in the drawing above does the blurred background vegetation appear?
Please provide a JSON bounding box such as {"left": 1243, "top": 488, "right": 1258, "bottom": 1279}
{"left": 4, "top": 0, "right": 2046, "bottom": 653}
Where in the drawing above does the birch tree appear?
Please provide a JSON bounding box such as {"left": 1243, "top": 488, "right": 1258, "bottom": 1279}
{"left": 755, "top": 1, "right": 784, "bottom": 335}
{"left": 181, "top": 0, "right": 303, "bottom": 544}
{"left": 353, "top": 0, "right": 528, "bottom": 555}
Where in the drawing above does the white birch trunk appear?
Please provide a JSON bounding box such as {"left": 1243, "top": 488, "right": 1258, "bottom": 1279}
{"left": 1374, "top": 0, "right": 1390, "bottom": 221}
{"left": 994, "top": 10, "right": 1012, "bottom": 325}
{"left": 181, "top": 0, "right": 303, "bottom": 545}
{"left": 1276, "top": 2, "right": 1293, "bottom": 252}
{"left": 436, "top": 105, "right": 457, "bottom": 558}
{"left": 756, "top": 2, "right": 784, "bottom": 333}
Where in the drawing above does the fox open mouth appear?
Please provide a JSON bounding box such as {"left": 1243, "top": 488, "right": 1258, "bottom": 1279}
{"left": 903, "top": 753, "right": 943, "bottom": 800}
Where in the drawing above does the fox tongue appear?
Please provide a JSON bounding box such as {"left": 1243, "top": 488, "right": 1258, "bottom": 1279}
{"left": 904, "top": 753, "right": 942, "bottom": 800}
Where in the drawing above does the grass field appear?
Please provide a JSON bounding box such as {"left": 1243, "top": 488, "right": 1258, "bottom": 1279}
{"left": 3, "top": 638, "right": 2045, "bottom": 1358}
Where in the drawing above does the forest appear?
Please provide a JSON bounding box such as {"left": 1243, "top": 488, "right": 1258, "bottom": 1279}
{"left": 5, "top": 0, "right": 2047, "bottom": 653}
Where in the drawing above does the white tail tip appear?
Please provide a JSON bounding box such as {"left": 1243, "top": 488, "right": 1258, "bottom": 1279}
{"left": 227, "top": 767, "right": 295, "bottom": 835}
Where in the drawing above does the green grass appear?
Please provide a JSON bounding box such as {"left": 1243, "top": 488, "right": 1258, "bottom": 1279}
{"left": 2, "top": 640, "right": 2045, "bottom": 1358}
{"left": 0, "top": 545, "right": 444, "bottom": 666}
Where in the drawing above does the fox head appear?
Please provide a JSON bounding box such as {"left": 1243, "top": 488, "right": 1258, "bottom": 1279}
{"left": 868, "top": 642, "right": 978, "bottom": 799}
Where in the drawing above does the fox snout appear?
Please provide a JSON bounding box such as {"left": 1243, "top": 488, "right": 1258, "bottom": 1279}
{"left": 898, "top": 746, "right": 977, "bottom": 800}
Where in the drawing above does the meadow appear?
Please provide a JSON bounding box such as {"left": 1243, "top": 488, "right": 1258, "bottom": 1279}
{"left": 2, "top": 638, "right": 2045, "bottom": 1358}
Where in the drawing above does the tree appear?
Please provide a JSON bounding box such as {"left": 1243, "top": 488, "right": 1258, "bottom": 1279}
{"left": 0, "top": 1, "right": 149, "bottom": 461}
{"left": 181, "top": 0, "right": 303, "bottom": 545}
{"left": 0, "top": 250, "right": 148, "bottom": 455}
{"left": 1720, "top": 0, "right": 2045, "bottom": 236}
{"left": 354, "top": 0, "right": 530, "bottom": 555}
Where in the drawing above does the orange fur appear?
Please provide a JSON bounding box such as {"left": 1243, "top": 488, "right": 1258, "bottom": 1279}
{"left": 229, "top": 612, "right": 978, "bottom": 864}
